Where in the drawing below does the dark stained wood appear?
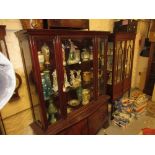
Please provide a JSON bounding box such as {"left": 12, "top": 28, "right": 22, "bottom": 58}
{"left": 58, "top": 119, "right": 88, "bottom": 135}
{"left": 31, "top": 95, "right": 109, "bottom": 135}
{"left": 16, "top": 29, "right": 110, "bottom": 38}
{"left": 88, "top": 102, "right": 108, "bottom": 134}
{"left": 107, "top": 32, "right": 136, "bottom": 100}
{"left": 16, "top": 29, "right": 110, "bottom": 135}
{"left": 47, "top": 19, "right": 89, "bottom": 30}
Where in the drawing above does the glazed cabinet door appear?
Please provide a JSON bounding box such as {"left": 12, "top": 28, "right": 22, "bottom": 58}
{"left": 28, "top": 36, "right": 63, "bottom": 128}
{"left": 96, "top": 37, "right": 108, "bottom": 96}
{"left": 107, "top": 41, "right": 114, "bottom": 86}
{"left": 123, "top": 39, "right": 134, "bottom": 92}
{"left": 58, "top": 35, "right": 97, "bottom": 115}
{"left": 113, "top": 40, "right": 126, "bottom": 98}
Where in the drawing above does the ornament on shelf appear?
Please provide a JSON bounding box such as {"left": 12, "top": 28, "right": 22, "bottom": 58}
{"left": 52, "top": 69, "right": 58, "bottom": 93}
{"left": 67, "top": 39, "right": 78, "bottom": 65}
{"left": 41, "top": 43, "right": 50, "bottom": 65}
{"left": 81, "top": 48, "right": 90, "bottom": 62}
{"left": 82, "top": 89, "right": 90, "bottom": 105}
{"left": 48, "top": 99, "right": 58, "bottom": 124}
{"left": 38, "top": 51, "right": 45, "bottom": 71}
{"left": 70, "top": 70, "right": 81, "bottom": 89}
{"left": 63, "top": 68, "right": 71, "bottom": 92}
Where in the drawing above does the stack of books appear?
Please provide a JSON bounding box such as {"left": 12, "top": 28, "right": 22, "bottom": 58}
{"left": 112, "top": 91, "right": 149, "bottom": 127}
{"left": 133, "top": 94, "right": 148, "bottom": 118}
{"left": 113, "top": 98, "right": 135, "bottom": 128}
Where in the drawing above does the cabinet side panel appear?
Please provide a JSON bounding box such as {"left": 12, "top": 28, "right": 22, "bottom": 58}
{"left": 20, "top": 38, "right": 42, "bottom": 127}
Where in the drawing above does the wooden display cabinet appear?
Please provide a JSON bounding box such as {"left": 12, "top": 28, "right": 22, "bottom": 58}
{"left": 144, "top": 42, "right": 155, "bottom": 95}
{"left": 16, "top": 29, "right": 110, "bottom": 135}
{"left": 107, "top": 32, "right": 136, "bottom": 100}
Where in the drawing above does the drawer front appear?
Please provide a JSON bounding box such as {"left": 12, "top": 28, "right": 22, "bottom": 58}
{"left": 58, "top": 119, "right": 88, "bottom": 135}
{"left": 88, "top": 103, "right": 108, "bottom": 135}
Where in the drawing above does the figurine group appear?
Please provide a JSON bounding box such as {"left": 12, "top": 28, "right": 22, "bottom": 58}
{"left": 62, "top": 39, "right": 93, "bottom": 66}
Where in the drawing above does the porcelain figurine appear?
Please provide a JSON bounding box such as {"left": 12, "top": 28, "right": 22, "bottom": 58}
{"left": 48, "top": 99, "right": 57, "bottom": 124}
{"left": 38, "top": 51, "right": 45, "bottom": 71}
{"left": 83, "top": 71, "right": 92, "bottom": 83}
{"left": 52, "top": 69, "right": 58, "bottom": 93}
{"left": 82, "top": 89, "right": 90, "bottom": 105}
{"left": 67, "top": 39, "right": 77, "bottom": 65}
{"left": 70, "top": 70, "right": 81, "bottom": 88}
{"left": 63, "top": 68, "right": 71, "bottom": 92}
{"left": 41, "top": 43, "right": 50, "bottom": 65}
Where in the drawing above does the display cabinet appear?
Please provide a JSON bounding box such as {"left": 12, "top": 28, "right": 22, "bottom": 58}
{"left": 16, "top": 29, "right": 110, "bottom": 135}
{"left": 144, "top": 42, "right": 155, "bottom": 95}
{"left": 107, "top": 32, "right": 135, "bottom": 100}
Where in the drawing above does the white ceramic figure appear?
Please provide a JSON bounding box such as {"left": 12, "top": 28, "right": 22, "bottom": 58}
{"left": 52, "top": 69, "right": 58, "bottom": 92}
{"left": 70, "top": 70, "right": 81, "bottom": 88}
{"left": 41, "top": 43, "right": 50, "bottom": 65}
{"left": 63, "top": 69, "right": 71, "bottom": 92}
{"left": 67, "top": 39, "right": 77, "bottom": 65}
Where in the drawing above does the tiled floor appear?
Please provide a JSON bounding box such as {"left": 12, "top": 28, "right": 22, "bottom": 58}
{"left": 98, "top": 111, "right": 155, "bottom": 135}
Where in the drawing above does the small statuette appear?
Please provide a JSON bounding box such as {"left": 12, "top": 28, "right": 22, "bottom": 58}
{"left": 52, "top": 69, "right": 58, "bottom": 93}
{"left": 41, "top": 43, "right": 50, "bottom": 65}
{"left": 38, "top": 51, "right": 45, "bottom": 71}
{"left": 63, "top": 68, "right": 71, "bottom": 92}
{"left": 70, "top": 70, "right": 81, "bottom": 88}
{"left": 82, "top": 89, "right": 90, "bottom": 105}
{"left": 67, "top": 39, "right": 77, "bottom": 65}
{"left": 48, "top": 99, "right": 57, "bottom": 124}
{"left": 76, "top": 86, "right": 82, "bottom": 102}
{"left": 83, "top": 71, "right": 92, "bottom": 84}
{"left": 81, "top": 48, "right": 90, "bottom": 62}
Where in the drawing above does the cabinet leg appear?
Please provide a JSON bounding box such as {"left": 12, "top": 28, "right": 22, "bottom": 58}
{"left": 103, "top": 118, "right": 109, "bottom": 129}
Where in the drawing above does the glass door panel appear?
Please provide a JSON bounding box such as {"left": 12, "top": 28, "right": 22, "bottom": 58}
{"left": 107, "top": 42, "right": 113, "bottom": 85}
{"left": 98, "top": 38, "right": 107, "bottom": 95}
{"left": 115, "top": 41, "right": 125, "bottom": 84}
{"left": 60, "top": 37, "right": 94, "bottom": 114}
{"left": 35, "top": 37, "right": 60, "bottom": 125}
{"left": 125, "top": 40, "right": 134, "bottom": 78}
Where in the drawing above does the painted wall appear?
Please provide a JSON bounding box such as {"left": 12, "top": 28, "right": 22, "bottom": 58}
{"left": 131, "top": 20, "right": 149, "bottom": 90}
{"left": 89, "top": 19, "right": 114, "bottom": 32}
